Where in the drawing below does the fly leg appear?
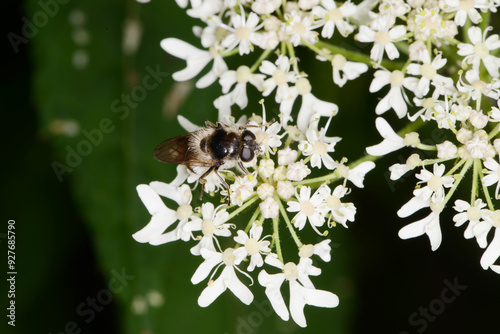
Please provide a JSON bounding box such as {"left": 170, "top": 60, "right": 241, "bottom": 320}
{"left": 198, "top": 166, "right": 216, "bottom": 202}
{"left": 198, "top": 166, "right": 232, "bottom": 206}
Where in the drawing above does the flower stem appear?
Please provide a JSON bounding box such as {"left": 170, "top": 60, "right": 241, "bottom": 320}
{"left": 272, "top": 216, "right": 284, "bottom": 262}
{"left": 313, "top": 40, "right": 405, "bottom": 70}
{"left": 276, "top": 194, "right": 303, "bottom": 248}
{"left": 250, "top": 49, "right": 273, "bottom": 73}
{"left": 228, "top": 195, "right": 260, "bottom": 220}
{"left": 471, "top": 158, "right": 480, "bottom": 203}
{"left": 443, "top": 159, "right": 474, "bottom": 205}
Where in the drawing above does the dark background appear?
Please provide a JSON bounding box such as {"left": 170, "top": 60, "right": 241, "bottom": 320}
{"left": 1, "top": 1, "right": 499, "bottom": 333}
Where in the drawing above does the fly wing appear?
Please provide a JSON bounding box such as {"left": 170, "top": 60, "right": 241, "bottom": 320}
{"left": 153, "top": 133, "right": 214, "bottom": 167}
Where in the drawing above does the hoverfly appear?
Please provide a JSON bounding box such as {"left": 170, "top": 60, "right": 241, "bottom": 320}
{"left": 154, "top": 120, "right": 265, "bottom": 205}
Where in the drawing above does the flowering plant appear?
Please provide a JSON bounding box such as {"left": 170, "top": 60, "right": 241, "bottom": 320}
{"left": 133, "top": 0, "right": 500, "bottom": 327}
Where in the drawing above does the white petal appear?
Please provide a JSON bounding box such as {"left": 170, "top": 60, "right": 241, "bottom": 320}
{"left": 348, "top": 161, "right": 376, "bottom": 188}
{"left": 468, "top": 26, "right": 482, "bottom": 45}
{"left": 137, "top": 184, "right": 166, "bottom": 215}
{"left": 297, "top": 94, "right": 338, "bottom": 132}
{"left": 399, "top": 212, "right": 441, "bottom": 251}
{"left": 198, "top": 274, "right": 226, "bottom": 307}
{"left": 258, "top": 270, "right": 289, "bottom": 320}
{"left": 226, "top": 268, "right": 254, "bottom": 305}
{"left": 191, "top": 250, "right": 222, "bottom": 284}
{"left": 264, "top": 253, "right": 285, "bottom": 269}
{"left": 132, "top": 211, "right": 177, "bottom": 243}
{"left": 397, "top": 196, "right": 430, "bottom": 217}
{"left": 366, "top": 118, "right": 405, "bottom": 156}
{"left": 160, "top": 38, "right": 200, "bottom": 60}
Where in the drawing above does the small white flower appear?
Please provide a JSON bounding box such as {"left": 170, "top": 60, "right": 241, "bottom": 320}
{"left": 457, "top": 70, "right": 500, "bottom": 100}
{"left": 397, "top": 164, "right": 454, "bottom": 219}
{"left": 234, "top": 224, "right": 271, "bottom": 271}
{"left": 299, "top": 119, "right": 340, "bottom": 170}
{"left": 284, "top": 11, "right": 319, "bottom": 47}
{"left": 312, "top": 0, "right": 357, "bottom": 38}
{"left": 286, "top": 160, "right": 311, "bottom": 181}
{"left": 463, "top": 130, "right": 496, "bottom": 159}
{"left": 330, "top": 54, "right": 368, "bottom": 87}
{"left": 258, "top": 159, "right": 275, "bottom": 178}
{"left": 258, "top": 255, "right": 339, "bottom": 328}
{"left": 192, "top": 248, "right": 254, "bottom": 306}
{"left": 457, "top": 26, "right": 500, "bottom": 78}
{"left": 260, "top": 196, "right": 280, "bottom": 218}
{"left": 257, "top": 183, "right": 275, "bottom": 200}
{"left": 442, "top": 0, "right": 485, "bottom": 27}
{"left": 260, "top": 55, "right": 298, "bottom": 103}
{"left": 469, "top": 109, "right": 489, "bottom": 129}
{"left": 252, "top": 0, "right": 281, "bottom": 15}
{"left": 187, "top": 202, "right": 231, "bottom": 256}
{"left": 277, "top": 180, "right": 295, "bottom": 200}
{"left": 299, "top": 239, "right": 332, "bottom": 262}
{"left": 255, "top": 122, "right": 284, "bottom": 154}
{"left": 287, "top": 186, "right": 326, "bottom": 232}
{"left": 280, "top": 78, "right": 339, "bottom": 132}
{"left": 389, "top": 154, "right": 421, "bottom": 180}
{"left": 230, "top": 172, "right": 258, "bottom": 206}
{"left": 278, "top": 147, "right": 298, "bottom": 165}
{"left": 133, "top": 183, "right": 194, "bottom": 245}
{"left": 335, "top": 161, "right": 376, "bottom": 188}
{"left": 410, "top": 6, "right": 457, "bottom": 41}
{"left": 357, "top": 20, "right": 407, "bottom": 63}
{"left": 369, "top": 69, "right": 418, "bottom": 118}
{"left": 406, "top": 53, "right": 454, "bottom": 98}
{"left": 220, "top": 10, "right": 264, "bottom": 55}
{"left": 453, "top": 199, "right": 493, "bottom": 248}
{"left": 318, "top": 184, "right": 356, "bottom": 228}
{"left": 185, "top": 0, "right": 223, "bottom": 20}
{"left": 414, "top": 163, "right": 455, "bottom": 204}
{"left": 399, "top": 207, "right": 443, "bottom": 251}
{"left": 436, "top": 140, "right": 458, "bottom": 159}
{"left": 216, "top": 65, "right": 265, "bottom": 111}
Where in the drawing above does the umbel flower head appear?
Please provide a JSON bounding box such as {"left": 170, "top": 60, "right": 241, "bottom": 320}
{"left": 133, "top": 101, "right": 374, "bottom": 327}
{"left": 133, "top": 0, "right": 500, "bottom": 328}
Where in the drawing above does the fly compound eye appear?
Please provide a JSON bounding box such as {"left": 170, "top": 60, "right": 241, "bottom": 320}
{"left": 242, "top": 130, "right": 256, "bottom": 143}
{"left": 240, "top": 146, "right": 254, "bottom": 162}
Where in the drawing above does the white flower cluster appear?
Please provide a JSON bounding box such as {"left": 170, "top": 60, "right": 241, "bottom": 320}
{"left": 362, "top": 3, "right": 500, "bottom": 274}
{"left": 133, "top": 0, "right": 500, "bottom": 327}
{"left": 133, "top": 108, "right": 374, "bottom": 327}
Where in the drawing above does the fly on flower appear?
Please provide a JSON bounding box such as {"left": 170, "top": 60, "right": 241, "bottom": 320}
{"left": 153, "top": 120, "right": 268, "bottom": 205}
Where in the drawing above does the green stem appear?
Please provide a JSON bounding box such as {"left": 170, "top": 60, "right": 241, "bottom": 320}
{"left": 471, "top": 158, "right": 480, "bottom": 203}
{"left": 272, "top": 216, "right": 283, "bottom": 262}
{"left": 227, "top": 195, "right": 260, "bottom": 220}
{"left": 314, "top": 40, "right": 405, "bottom": 70}
{"left": 478, "top": 166, "right": 496, "bottom": 210}
{"left": 442, "top": 159, "right": 473, "bottom": 205}
{"left": 244, "top": 206, "right": 262, "bottom": 233}
{"left": 286, "top": 41, "right": 300, "bottom": 73}
{"left": 446, "top": 157, "right": 467, "bottom": 176}
{"left": 298, "top": 118, "right": 427, "bottom": 187}
{"left": 489, "top": 123, "right": 500, "bottom": 140}
{"left": 250, "top": 49, "right": 273, "bottom": 73}
{"left": 276, "top": 194, "right": 303, "bottom": 248}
